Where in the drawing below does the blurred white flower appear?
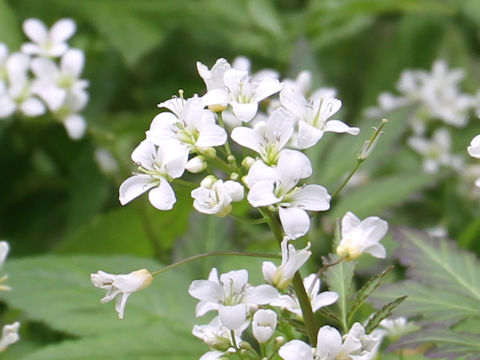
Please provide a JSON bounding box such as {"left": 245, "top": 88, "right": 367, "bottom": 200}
{"left": 22, "top": 18, "right": 76, "bottom": 58}
{"left": 408, "top": 128, "right": 463, "bottom": 173}
{"left": 337, "top": 211, "right": 388, "bottom": 260}
{"left": 0, "top": 322, "right": 20, "bottom": 352}
{"left": 188, "top": 268, "right": 278, "bottom": 330}
{"left": 252, "top": 309, "right": 277, "bottom": 344}
{"left": 191, "top": 178, "right": 244, "bottom": 217}
{"left": 468, "top": 134, "right": 480, "bottom": 159}
{"left": 380, "top": 317, "right": 418, "bottom": 339}
{"left": 0, "top": 241, "right": 10, "bottom": 291}
{"left": 94, "top": 148, "right": 119, "bottom": 175}
{"left": 262, "top": 237, "right": 311, "bottom": 290}
{"left": 90, "top": 269, "right": 153, "bottom": 319}
{"left": 280, "top": 88, "right": 359, "bottom": 149}
{"left": 119, "top": 139, "right": 188, "bottom": 210}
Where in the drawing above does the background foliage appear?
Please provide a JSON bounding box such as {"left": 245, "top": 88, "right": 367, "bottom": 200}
{"left": 2, "top": 0, "right": 480, "bottom": 358}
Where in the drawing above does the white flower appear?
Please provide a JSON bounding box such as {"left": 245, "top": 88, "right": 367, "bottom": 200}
{"left": 197, "top": 58, "right": 230, "bottom": 92}
{"left": 408, "top": 128, "right": 463, "bottom": 173}
{"left": 94, "top": 148, "right": 119, "bottom": 175}
{"left": 119, "top": 139, "right": 188, "bottom": 210}
{"left": 192, "top": 178, "right": 244, "bottom": 217}
{"left": 2, "top": 52, "right": 45, "bottom": 118}
{"left": 468, "top": 135, "right": 480, "bottom": 159}
{"left": 188, "top": 268, "right": 278, "bottom": 330}
{"left": 337, "top": 211, "right": 388, "bottom": 260}
{"left": 262, "top": 237, "right": 311, "bottom": 290}
{"left": 0, "top": 322, "right": 20, "bottom": 352}
{"left": 147, "top": 96, "right": 227, "bottom": 152}
{"left": 193, "top": 316, "right": 247, "bottom": 350}
{"left": 280, "top": 88, "right": 359, "bottom": 149}
{"left": 252, "top": 309, "right": 277, "bottom": 344}
{"left": 232, "top": 56, "right": 279, "bottom": 82}
{"left": 31, "top": 48, "right": 88, "bottom": 111}
{"left": 247, "top": 150, "right": 331, "bottom": 239}
{"left": 202, "top": 68, "right": 282, "bottom": 122}
{"left": 90, "top": 269, "right": 153, "bottom": 319}
{"left": 279, "top": 323, "right": 383, "bottom": 360}
{"left": 0, "top": 241, "right": 10, "bottom": 291}
{"left": 231, "top": 108, "right": 295, "bottom": 165}
{"left": 22, "top": 18, "right": 76, "bottom": 57}
{"left": 186, "top": 155, "right": 207, "bottom": 173}
{"left": 271, "top": 274, "right": 337, "bottom": 317}
{"left": 380, "top": 317, "right": 417, "bottom": 339}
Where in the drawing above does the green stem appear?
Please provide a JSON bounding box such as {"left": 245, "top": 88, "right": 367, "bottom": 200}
{"left": 151, "top": 251, "right": 279, "bottom": 277}
{"left": 217, "top": 112, "right": 233, "bottom": 157}
{"left": 259, "top": 207, "right": 319, "bottom": 346}
{"left": 229, "top": 213, "right": 267, "bottom": 224}
{"left": 331, "top": 160, "right": 363, "bottom": 198}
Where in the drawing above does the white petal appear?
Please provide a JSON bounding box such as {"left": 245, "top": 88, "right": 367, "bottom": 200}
{"left": 220, "top": 269, "right": 248, "bottom": 294}
{"left": 201, "top": 88, "right": 229, "bottom": 106}
{"left": 63, "top": 114, "right": 86, "bottom": 139}
{"left": 279, "top": 207, "right": 310, "bottom": 239}
{"left": 341, "top": 211, "right": 361, "bottom": 235}
{"left": 296, "top": 120, "right": 324, "bottom": 149}
{"left": 31, "top": 57, "right": 58, "bottom": 79}
{"left": 253, "top": 77, "right": 282, "bottom": 102}
{"left": 148, "top": 178, "right": 176, "bottom": 210}
{"left": 224, "top": 181, "right": 244, "bottom": 202}
{"left": 244, "top": 284, "right": 278, "bottom": 305}
{"left": 468, "top": 135, "right": 480, "bottom": 158}
{"left": 364, "top": 243, "right": 387, "bottom": 259}
{"left": 23, "top": 18, "right": 48, "bottom": 44}
{"left": 315, "top": 326, "right": 342, "bottom": 359}
{"left": 231, "top": 126, "right": 263, "bottom": 153}
{"left": 131, "top": 140, "right": 156, "bottom": 169}
{"left": 267, "top": 108, "right": 295, "bottom": 149}
{"left": 50, "top": 18, "right": 76, "bottom": 43}
{"left": 276, "top": 150, "right": 312, "bottom": 191}
{"left": 20, "top": 97, "right": 46, "bottom": 117}
{"left": 219, "top": 303, "right": 247, "bottom": 330}
{"left": 61, "top": 49, "right": 84, "bottom": 77}
{"left": 0, "top": 96, "right": 16, "bottom": 118}
{"left": 196, "top": 123, "right": 227, "bottom": 147}
{"left": 195, "top": 300, "right": 219, "bottom": 317}
{"left": 162, "top": 146, "right": 188, "bottom": 179}
{"left": 247, "top": 180, "right": 280, "bottom": 207}
{"left": 231, "top": 101, "right": 258, "bottom": 123}
{"left": 289, "top": 184, "right": 331, "bottom": 211}
{"left": 324, "top": 120, "right": 360, "bottom": 135}
{"left": 262, "top": 261, "right": 277, "bottom": 284}
{"left": 188, "top": 280, "right": 224, "bottom": 303}
{"left": 280, "top": 88, "right": 308, "bottom": 119}
{"left": 357, "top": 217, "right": 388, "bottom": 244}
{"left": 311, "top": 291, "right": 339, "bottom": 312}
{"left": 119, "top": 174, "right": 156, "bottom": 205}
{"left": 279, "top": 340, "right": 314, "bottom": 360}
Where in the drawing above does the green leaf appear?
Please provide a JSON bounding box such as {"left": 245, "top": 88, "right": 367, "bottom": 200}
{"left": 347, "top": 266, "right": 393, "bottom": 323}
{"left": 331, "top": 173, "right": 438, "bottom": 219}
{"left": 364, "top": 295, "right": 407, "bottom": 334}
{"left": 372, "top": 228, "right": 480, "bottom": 357}
{"left": 0, "top": 0, "right": 22, "bottom": 49}
{"left": 324, "top": 256, "right": 356, "bottom": 331}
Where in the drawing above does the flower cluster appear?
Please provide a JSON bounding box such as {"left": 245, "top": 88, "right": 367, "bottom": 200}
{"left": 0, "top": 18, "right": 89, "bottom": 139}
{"left": 366, "top": 60, "right": 478, "bottom": 174}
{"left": 92, "top": 56, "right": 394, "bottom": 360}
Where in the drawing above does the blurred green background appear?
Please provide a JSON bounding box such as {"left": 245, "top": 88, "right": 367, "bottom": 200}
{"left": 1, "top": 0, "right": 480, "bottom": 358}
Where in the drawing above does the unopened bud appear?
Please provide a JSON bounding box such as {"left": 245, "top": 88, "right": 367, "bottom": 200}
{"left": 274, "top": 336, "right": 285, "bottom": 347}
{"left": 186, "top": 156, "right": 207, "bottom": 173}
{"left": 198, "top": 146, "right": 217, "bottom": 158}
{"left": 242, "top": 156, "right": 255, "bottom": 170}
{"left": 230, "top": 172, "right": 240, "bottom": 181}
{"left": 358, "top": 118, "right": 387, "bottom": 160}
{"left": 227, "top": 154, "right": 236, "bottom": 163}
{"left": 200, "top": 175, "right": 217, "bottom": 188}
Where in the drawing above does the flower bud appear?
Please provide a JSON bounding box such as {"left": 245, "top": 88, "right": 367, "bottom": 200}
{"left": 208, "top": 104, "right": 228, "bottom": 113}
{"left": 198, "top": 146, "right": 217, "bottom": 158}
{"left": 252, "top": 309, "right": 277, "bottom": 344}
{"left": 241, "top": 156, "right": 255, "bottom": 170}
{"left": 200, "top": 175, "right": 217, "bottom": 188}
{"left": 186, "top": 156, "right": 207, "bottom": 173}
{"left": 230, "top": 172, "right": 239, "bottom": 181}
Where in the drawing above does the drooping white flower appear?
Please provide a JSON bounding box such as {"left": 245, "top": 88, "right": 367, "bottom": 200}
{"left": 90, "top": 269, "right": 153, "bottom": 319}
{"left": 202, "top": 68, "right": 282, "bottom": 122}
{"left": 247, "top": 150, "right": 331, "bottom": 239}
{"left": 119, "top": 139, "right": 188, "bottom": 210}
{"left": 280, "top": 88, "right": 359, "bottom": 149}
{"left": 408, "top": 128, "right": 463, "bottom": 173}
{"left": 22, "top": 18, "right": 76, "bottom": 58}
{"left": 231, "top": 108, "right": 295, "bottom": 165}
{"left": 0, "top": 322, "right": 20, "bottom": 352}
{"left": 31, "top": 48, "right": 88, "bottom": 111}
{"left": 337, "top": 211, "right": 388, "bottom": 260}
{"left": 271, "top": 273, "right": 338, "bottom": 317}
{"left": 262, "top": 237, "right": 311, "bottom": 290}
{"left": 147, "top": 96, "right": 227, "bottom": 153}
{"left": 188, "top": 268, "right": 278, "bottom": 330}
{"left": 252, "top": 309, "right": 277, "bottom": 344}
{"left": 279, "top": 323, "right": 383, "bottom": 360}
{"left": 191, "top": 177, "right": 244, "bottom": 217}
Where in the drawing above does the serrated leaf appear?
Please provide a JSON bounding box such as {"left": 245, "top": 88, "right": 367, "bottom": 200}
{"left": 365, "top": 295, "right": 407, "bottom": 333}
{"left": 347, "top": 266, "right": 393, "bottom": 323}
